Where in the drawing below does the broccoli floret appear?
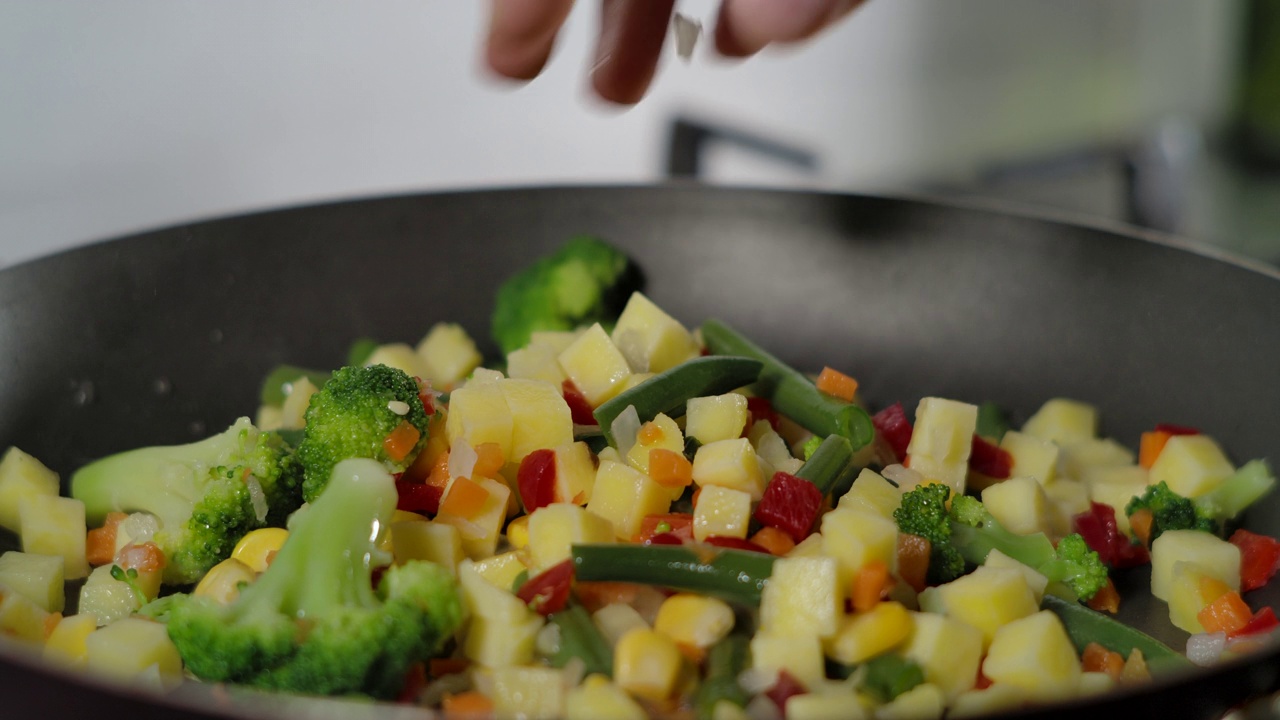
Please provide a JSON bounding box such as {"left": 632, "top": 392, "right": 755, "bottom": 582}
{"left": 296, "top": 364, "right": 430, "bottom": 503}
{"left": 165, "top": 458, "right": 465, "bottom": 699}
{"left": 893, "top": 483, "right": 966, "bottom": 584}
{"left": 1194, "top": 459, "right": 1276, "bottom": 524}
{"left": 71, "top": 418, "right": 303, "bottom": 586}
{"left": 949, "top": 496, "right": 1109, "bottom": 601}
{"left": 490, "top": 236, "right": 644, "bottom": 355}
{"left": 1125, "top": 481, "right": 1217, "bottom": 542}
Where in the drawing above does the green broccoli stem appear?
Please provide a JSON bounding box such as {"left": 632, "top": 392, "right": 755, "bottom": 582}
{"left": 700, "top": 320, "right": 874, "bottom": 451}
{"left": 571, "top": 544, "right": 776, "bottom": 606}
{"left": 1041, "top": 595, "right": 1191, "bottom": 673}
{"left": 259, "top": 365, "right": 333, "bottom": 406}
{"left": 592, "top": 356, "right": 764, "bottom": 446}
{"left": 693, "top": 633, "right": 751, "bottom": 720}
{"left": 950, "top": 517, "right": 1057, "bottom": 570}
{"left": 547, "top": 604, "right": 612, "bottom": 677}
{"left": 794, "top": 435, "right": 854, "bottom": 496}
{"left": 1194, "top": 459, "right": 1275, "bottom": 522}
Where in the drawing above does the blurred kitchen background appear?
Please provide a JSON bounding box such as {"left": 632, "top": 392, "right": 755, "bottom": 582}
{"left": 1, "top": 0, "right": 1278, "bottom": 268}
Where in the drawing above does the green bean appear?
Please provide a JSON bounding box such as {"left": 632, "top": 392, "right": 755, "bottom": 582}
{"left": 794, "top": 435, "right": 854, "bottom": 496}
{"left": 259, "top": 365, "right": 332, "bottom": 406}
{"left": 1041, "top": 595, "right": 1190, "bottom": 672}
{"left": 571, "top": 544, "right": 776, "bottom": 606}
{"left": 861, "top": 654, "right": 925, "bottom": 702}
{"left": 547, "top": 604, "right": 613, "bottom": 677}
{"left": 693, "top": 634, "right": 751, "bottom": 720}
{"left": 700, "top": 320, "right": 874, "bottom": 451}
{"left": 976, "top": 402, "right": 1010, "bottom": 442}
{"left": 592, "top": 356, "right": 764, "bottom": 446}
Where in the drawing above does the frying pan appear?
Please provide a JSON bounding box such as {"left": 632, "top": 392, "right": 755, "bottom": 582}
{"left": 1, "top": 186, "right": 1278, "bottom": 719}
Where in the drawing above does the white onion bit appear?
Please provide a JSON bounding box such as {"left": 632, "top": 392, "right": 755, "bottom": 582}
{"left": 1186, "top": 631, "right": 1226, "bottom": 666}
{"left": 882, "top": 463, "right": 926, "bottom": 489}
{"left": 387, "top": 400, "right": 410, "bottom": 416}
{"left": 612, "top": 405, "right": 642, "bottom": 458}
{"left": 246, "top": 476, "right": 268, "bottom": 523}
{"left": 449, "top": 441, "right": 478, "bottom": 480}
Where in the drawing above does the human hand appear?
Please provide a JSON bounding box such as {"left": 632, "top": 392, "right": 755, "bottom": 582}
{"left": 484, "top": 0, "right": 865, "bottom": 105}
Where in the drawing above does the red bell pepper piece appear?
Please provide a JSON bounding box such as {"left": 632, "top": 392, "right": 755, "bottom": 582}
{"left": 754, "top": 471, "right": 824, "bottom": 543}
{"left": 1154, "top": 423, "right": 1200, "bottom": 436}
{"left": 1230, "top": 607, "right": 1279, "bottom": 638}
{"left": 516, "top": 559, "right": 575, "bottom": 616}
{"left": 746, "top": 396, "right": 781, "bottom": 432}
{"left": 645, "top": 532, "right": 685, "bottom": 546}
{"left": 766, "top": 670, "right": 808, "bottom": 717}
{"left": 1073, "top": 502, "right": 1149, "bottom": 569}
{"left": 969, "top": 435, "right": 1012, "bottom": 479}
{"left": 872, "top": 403, "right": 913, "bottom": 462}
{"left": 395, "top": 477, "right": 443, "bottom": 515}
{"left": 562, "top": 380, "right": 597, "bottom": 426}
{"left": 396, "top": 662, "right": 428, "bottom": 704}
{"left": 637, "top": 513, "right": 694, "bottom": 543}
{"left": 517, "top": 449, "right": 558, "bottom": 513}
{"left": 1230, "top": 529, "right": 1280, "bottom": 592}
{"left": 704, "top": 536, "right": 770, "bottom": 554}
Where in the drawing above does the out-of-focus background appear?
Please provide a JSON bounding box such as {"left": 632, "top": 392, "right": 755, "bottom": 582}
{"left": 1, "top": 0, "right": 1278, "bottom": 268}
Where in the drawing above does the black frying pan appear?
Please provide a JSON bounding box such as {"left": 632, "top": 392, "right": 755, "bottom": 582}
{"left": 2, "top": 186, "right": 1278, "bottom": 719}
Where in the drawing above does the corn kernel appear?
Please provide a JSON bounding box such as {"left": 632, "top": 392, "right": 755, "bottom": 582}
{"left": 614, "top": 628, "right": 682, "bottom": 701}
{"left": 194, "top": 558, "right": 256, "bottom": 605}
{"left": 231, "top": 527, "right": 289, "bottom": 573}
{"left": 507, "top": 516, "right": 531, "bottom": 550}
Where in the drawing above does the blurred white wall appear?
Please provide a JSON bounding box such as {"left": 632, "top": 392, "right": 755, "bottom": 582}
{"left": 0, "top": 0, "right": 1240, "bottom": 267}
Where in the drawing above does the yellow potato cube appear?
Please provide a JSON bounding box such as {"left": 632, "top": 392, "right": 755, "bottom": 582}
{"left": 593, "top": 602, "right": 650, "bottom": 646}
{"left": 527, "top": 503, "right": 615, "bottom": 570}
{"left": 876, "top": 682, "right": 944, "bottom": 720}
{"left": 489, "top": 665, "right": 566, "bottom": 720}
{"left": 436, "top": 476, "right": 512, "bottom": 559}
{"left": 819, "top": 508, "right": 898, "bottom": 589}
{"left": 655, "top": 594, "right": 735, "bottom": 649}
{"left": 0, "top": 447, "right": 60, "bottom": 533}
{"left": 751, "top": 630, "right": 826, "bottom": 689}
{"left": 557, "top": 323, "right": 633, "bottom": 406}
{"left": 0, "top": 551, "right": 64, "bottom": 613}
{"left": 0, "top": 589, "right": 49, "bottom": 643}
{"left": 1167, "top": 562, "right": 1219, "bottom": 633}
{"left": 416, "top": 322, "right": 483, "bottom": 389}
{"left": 999, "top": 431, "right": 1059, "bottom": 485}
{"left": 901, "top": 612, "right": 984, "bottom": 700}
{"left": 685, "top": 394, "right": 749, "bottom": 445}
{"left": 614, "top": 627, "right": 683, "bottom": 701}
{"left": 278, "top": 376, "right": 319, "bottom": 431}
{"left": 1021, "top": 399, "right": 1098, "bottom": 446}
{"left": 19, "top": 495, "right": 88, "bottom": 580}
{"left": 530, "top": 330, "right": 583, "bottom": 355}
{"left": 1082, "top": 465, "right": 1149, "bottom": 535}
{"left": 760, "top": 556, "right": 841, "bottom": 639}
{"left": 982, "top": 610, "right": 1082, "bottom": 701}
{"left": 255, "top": 404, "right": 284, "bottom": 432}
{"left": 836, "top": 469, "right": 902, "bottom": 519}
{"left": 787, "top": 534, "right": 826, "bottom": 558}
{"left": 823, "top": 601, "right": 913, "bottom": 664}
{"left": 1149, "top": 435, "right": 1235, "bottom": 498}
{"left": 692, "top": 485, "right": 752, "bottom": 541}
{"left": 587, "top": 460, "right": 673, "bottom": 540}
{"left": 692, "top": 438, "right": 765, "bottom": 500}
{"left": 905, "top": 398, "right": 978, "bottom": 493}
{"left": 786, "top": 691, "right": 868, "bottom": 720}
{"left": 466, "top": 613, "right": 543, "bottom": 668}
{"left": 1078, "top": 671, "right": 1115, "bottom": 697}
{"left": 507, "top": 343, "right": 568, "bottom": 387}
{"left": 363, "top": 343, "right": 426, "bottom": 378}
{"left": 501, "top": 378, "right": 574, "bottom": 463}
{"left": 446, "top": 379, "right": 514, "bottom": 459}
{"left": 981, "top": 477, "right": 1053, "bottom": 537}
{"left": 625, "top": 413, "right": 684, "bottom": 476}
{"left": 983, "top": 549, "right": 1049, "bottom": 602}
{"left": 459, "top": 558, "right": 529, "bottom": 618}
{"left": 43, "top": 613, "right": 98, "bottom": 666}
{"left": 566, "top": 674, "right": 647, "bottom": 720}
{"left": 949, "top": 683, "right": 1030, "bottom": 719}
{"left": 553, "top": 441, "right": 597, "bottom": 505}
{"left": 391, "top": 520, "right": 463, "bottom": 574}
{"left": 610, "top": 292, "right": 700, "bottom": 373}
{"left": 84, "top": 617, "right": 183, "bottom": 683}
{"left": 473, "top": 550, "right": 530, "bottom": 591}
{"left": 1057, "top": 438, "right": 1134, "bottom": 481}
{"left": 934, "top": 565, "right": 1038, "bottom": 646}
{"left": 78, "top": 564, "right": 141, "bottom": 626}
{"left": 1150, "top": 529, "right": 1240, "bottom": 601}
{"left": 1043, "top": 478, "right": 1091, "bottom": 518}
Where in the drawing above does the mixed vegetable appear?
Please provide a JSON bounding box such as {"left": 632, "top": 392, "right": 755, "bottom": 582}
{"left": 0, "top": 236, "right": 1278, "bottom": 719}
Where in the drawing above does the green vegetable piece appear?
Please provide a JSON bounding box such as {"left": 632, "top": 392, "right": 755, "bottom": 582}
{"left": 571, "top": 544, "right": 776, "bottom": 606}
{"left": 165, "top": 459, "right": 465, "bottom": 699}
{"left": 693, "top": 634, "right": 751, "bottom": 720}
{"left": 511, "top": 569, "right": 530, "bottom": 594}
{"left": 1194, "top": 459, "right": 1276, "bottom": 523}
{"left": 110, "top": 565, "right": 147, "bottom": 605}
{"left": 71, "top": 417, "right": 303, "bottom": 585}
{"left": 259, "top": 365, "right": 332, "bottom": 407}
{"left": 801, "top": 436, "right": 823, "bottom": 461}
{"left": 975, "top": 402, "right": 1010, "bottom": 442}
{"left": 346, "top": 337, "right": 380, "bottom": 367}
{"left": 1041, "top": 595, "right": 1191, "bottom": 673}
{"left": 592, "top": 356, "right": 764, "bottom": 447}
{"left": 547, "top": 604, "right": 613, "bottom": 677}
{"left": 296, "top": 364, "right": 430, "bottom": 503}
{"left": 861, "top": 654, "right": 925, "bottom": 703}
{"left": 894, "top": 483, "right": 966, "bottom": 585}
{"left": 794, "top": 435, "right": 853, "bottom": 496}
{"left": 700, "top": 320, "right": 874, "bottom": 451}
{"left": 491, "top": 236, "right": 644, "bottom": 356}
{"left": 1126, "top": 481, "right": 1217, "bottom": 542}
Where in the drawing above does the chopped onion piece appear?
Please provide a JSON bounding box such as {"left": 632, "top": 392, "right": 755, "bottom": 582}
{"left": 387, "top": 400, "right": 410, "bottom": 416}
{"left": 882, "top": 463, "right": 926, "bottom": 489}
{"left": 612, "top": 405, "right": 642, "bottom": 458}
{"left": 746, "top": 693, "right": 782, "bottom": 720}
{"left": 245, "top": 476, "right": 269, "bottom": 523}
{"left": 449, "top": 441, "right": 478, "bottom": 480}
{"left": 738, "top": 667, "right": 779, "bottom": 695}
{"left": 536, "top": 621, "right": 562, "bottom": 656}
{"left": 1186, "top": 632, "right": 1226, "bottom": 666}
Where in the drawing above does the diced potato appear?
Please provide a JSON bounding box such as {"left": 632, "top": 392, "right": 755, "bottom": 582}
{"left": 501, "top": 378, "right": 574, "bottom": 464}
{"left": 467, "top": 614, "right": 544, "bottom": 668}
{"left": 836, "top": 469, "right": 902, "bottom": 520}
{"left": 934, "top": 565, "right": 1038, "bottom": 646}
{"left": 78, "top": 564, "right": 142, "bottom": 626}
{"left": 1167, "top": 562, "right": 1221, "bottom": 633}
{"left": 686, "top": 394, "right": 749, "bottom": 446}
{"left": 363, "top": 342, "right": 426, "bottom": 378}
{"left": 0, "top": 589, "right": 50, "bottom": 643}
{"left": 876, "top": 682, "right": 945, "bottom": 720}
{"left": 472, "top": 550, "right": 530, "bottom": 591}
{"left": 787, "top": 691, "right": 868, "bottom": 720}
{"left": 84, "top": 617, "right": 183, "bottom": 684}
{"left": 530, "top": 330, "right": 583, "bottom": 355}
{"left": 552, "top": 442, "right": 597, "bottom": 505}
{"left": 526, "top": 503, "right": 615, "bottom": 570}
{"left": 0, "top": 551, "right": 65, "bottom": 612}
{"left": 231, "top": 527, "right": 289, "bottom": 573}
{"left": 558, "top": 324, "right": 633, "bottom": 406}
{"left": 43, "top": 613, "right": 98, "bottom": 666}
{"left": 610, "top": 292, "right": 700, "bottom": 373}
{"left": 905, "top": 398, "right": 978, "bottom": 493}
{"left": 625, "top": 413, "right": 684, "bottom": 477}
{"left": 1149, "top": 435, "right": 1235, "bottom": 498}
{"left": 0, "top": 447, "right": 60, "bottom": 533}
{"left": 901, "top": 612, "right": 984, "bottom": 700}
{"left": 255, "top": 404, "right": 284, "bottom": 431}
{"left": 593, "top": 603, "right": 650, "bottom": 646}
{"left": 1057, "top": 438, "right": 1134, "bottom": 481}
{"left": 981, "top": 477, "right": 1053, "bottom": 536}
{"left": 416, "top": 322, "right": 483, "bottom": 389}
{"left": 193, "top": 558, "right": 256, "bottom": 605}
{"left": 1078, "top": 671, "right": 1115, "bottom": 697}
{"left": 751, "top": 630, "right": 826, "bottom": 689}
{"left": 999, "top": 431, "right": 1059, "bottom": 485}
{"left": 587, "top": 460, "right": 673, "bottom": 540}
{"left": 1043, "top": 478, "right": 1092, "bottom": 537}
{"left": 507, "top": 343, "right": 568, "bottom": 387}
{"left": 391, "top": 520, "right": 463, "bottom": 574}
{"left": 19, "top": 495, "right": 88, "bottom": 580}
{"left": 436, "top": 476, "right": 512, "bottom": 559}
{"left": 1150, "top": 530, "right": 1240, "bottom": 601}
{"left": 278, "top": 376, "right": 319, "bottom": 430}
{"left": 948, "top": 683, "right": 1030, "bottom": 719}
{"left": 983, "top": 549, "right": 1049, "bottom": 602}
{"left": 788, "top": 533, "right": 826, "bottom": 558}
{"left": 692, "top": 438, "right": 766, "bottom": 500}
{"left": 655, "top": 594, "right": 735, "bottom": 649}
{"left": 820, "top": 508, "right": 898, "bottom": 589}
{"left": 447, "top": 380, "right": 515, "bottom": 460}
{"left": 823, "top": 601, "right": 913, "bottom": 664}
{"left": 981, "top": 610, "right": 1082, "bottom": 701}
{"left": 691, "top": 485, "right": 752, "bottom": 541}
{"left": 566, "top": 674, "right": 647, "bottom": 720}
{"left": 1021, "top": 399, "right": 1098, "bottom": 446}
{"left": 614, "top": 627, "right": 683, "bottom": 701}
{"left": 1082, "top": 465, "right": 1149, "bottom": 535}
{"left": 488, "top": 665, "right": 566, "bottom": 720}
{"left": 760, "top": 556, "right": 841, "bottom": 639}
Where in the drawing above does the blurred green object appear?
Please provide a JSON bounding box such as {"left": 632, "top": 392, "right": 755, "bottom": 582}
{"left": 1236, "top": 0, "right": 1280, "bottom": 167}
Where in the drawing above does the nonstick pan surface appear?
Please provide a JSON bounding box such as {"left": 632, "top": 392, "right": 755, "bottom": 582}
{"left": 1, "top": 185, "right": 1278, "bottom": 719}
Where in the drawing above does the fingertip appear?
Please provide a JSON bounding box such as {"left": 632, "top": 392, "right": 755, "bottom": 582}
{"left": 484, "top": 0, "right": 576, "bottom": 82}
{"left": 715, "top": 0, "right": 860, "bottom": 57}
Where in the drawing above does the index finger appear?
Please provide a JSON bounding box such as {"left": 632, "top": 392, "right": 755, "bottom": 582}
{"left": 486, "top": 0, "right": 578, "bottom": 81}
